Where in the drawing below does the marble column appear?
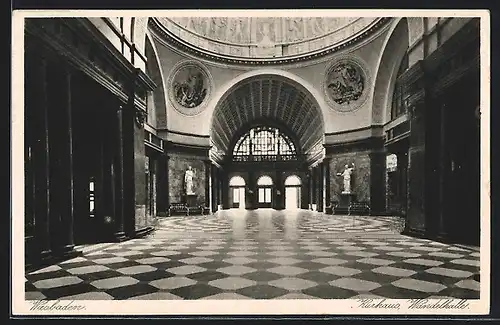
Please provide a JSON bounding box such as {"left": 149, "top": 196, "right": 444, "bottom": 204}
{"left": 318, "top": 164, "right": 324, "bottom": 212}
{"left": 246, "top": 170, "right": 256, "bottom": 210}
{"left": 221, "top": 169, "right": 230, "bottom": 209}
{"left": 275, "top": 170, "right": 284, "bottom": 210}
{"left": 210, "top": 164, "right": 218, "bottom": 213}
{"left": 133, "top": 111, "right": 147, "bottom": 232}
{"left": 324, "top": 158, "right": 331, "bottom": 212}
{"left": 46, "top": 62, "right": 76, "bottom": 254}
{"left": 156, "top": 154, "right": 169, "bottom": 216}
{"left": 113, "top": 104, "right": 127, "bottom": 241}
{"left": 203, "top": 160, "right": 211, "bottom": 210}
{"left": 369, "top": 150, "right": 386, "bottom": 215}
{"left": 29, "top": 55, "right": 52, "bottom": 259}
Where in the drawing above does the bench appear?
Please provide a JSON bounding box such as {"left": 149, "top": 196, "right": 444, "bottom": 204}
{"left": 168, "top": 203, "right": 188, "bottom": 216}
{"left": 168, "top": 203, "right": 211, "bottom": 217}
{"left": 329, "top": 201, "right": 371, "bottom": 215}
{"left": 348, "top": 202, "right": 371, "bottom": 216}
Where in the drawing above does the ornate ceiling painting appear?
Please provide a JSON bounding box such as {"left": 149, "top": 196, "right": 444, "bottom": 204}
{"left": 151, "top": 17, "right": 390, "bottom": 65}
{"left": 323, "top": 57, "right": 370, "bottom": 112}
{"left": 168, "top": 60, "right": 213, "bottom": 116}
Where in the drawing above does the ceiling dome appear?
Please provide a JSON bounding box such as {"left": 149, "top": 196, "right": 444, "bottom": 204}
{"left": 150, "top": 17, "right": 389, "bottom": 64}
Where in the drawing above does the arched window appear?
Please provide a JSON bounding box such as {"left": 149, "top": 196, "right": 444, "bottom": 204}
{"left": 232, "top": 126, "right": 297, "bottom": 161}
{"left": 229, "top": 176, "right": 246, "bottom": 186}
{"left": 257, "top": 175, "right": 273, "bottom": 186}
{"left": 284, "top": 175, "right": 301, "bottom": 186}
{"left": 391, "top": 52, "right": 409, "bottom": 119}
{"left": 257, "top": 175, "right": 273, "bottom": 204}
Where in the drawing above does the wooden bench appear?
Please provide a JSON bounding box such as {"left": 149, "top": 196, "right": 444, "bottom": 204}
{"left": 348, "top": 202, "right": 371, "bottom": 216}
{"left": 329, "top": 201, "right": 371, "bottom": 215}
{"left": 168, "top": 203, "right": 211, "bottom": 217}
{"left": 168, "top": 203, "right": 188, "bottom": 216}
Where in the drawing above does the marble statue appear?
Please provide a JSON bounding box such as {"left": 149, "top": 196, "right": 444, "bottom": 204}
{"left": 337, "top": 163, "right": 355, "bottom": 194}
{"left": 184, "top": 166, "right": 195, "bottom": 195}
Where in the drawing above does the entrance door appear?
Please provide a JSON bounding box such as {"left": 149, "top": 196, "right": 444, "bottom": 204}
{"left": 284, "top": 175, "right": 301, "bottom": 210}
{"left": 229, "top": 176, "right": 246, "bottom": 209}
{"left": 257, "top": 175, "right": 273, "bottom": 208}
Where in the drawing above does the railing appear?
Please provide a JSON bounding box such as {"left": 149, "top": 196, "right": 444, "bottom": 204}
{"left": 102, "top": 18, "right": 147, "bottom": 69}
{"left": 232, "top": 154, "right": 304, "bottom": 162}
{"left": 144, "top": 130, "right": 164, "bottom": 151}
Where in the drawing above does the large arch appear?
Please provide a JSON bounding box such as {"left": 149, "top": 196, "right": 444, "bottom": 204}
{"left": 209, "top": 71, "right": 326, "bottom": 160}
{"left": 371, "top": 18, "right": 410, "bottom": 125}
{"left": 144, "top": 31, "right": 168, "bottom": 129}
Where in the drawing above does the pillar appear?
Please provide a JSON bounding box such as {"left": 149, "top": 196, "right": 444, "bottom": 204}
{"left": 133, "top": 111, "right": 147, "bottom": 232}
{"left": 275, "top": 171, "right": 284, "bottom": 210}
{"left": 247, "top": 170, "right": 256, "bottom": 210}
{"left": 318, "top": 164, "right": 324, "bottom": 212}
{"left": 29, "top": 54, "right": 52, "bottom": 259}
{"left": 156, "top": 154, "right": 169, "bottom": 216}
{"left": 46, "top": 61, "right": 76, "bottom": 254}
{"left": 437, "top": 98, "right": 448, "bottom": 239}
{"left": 211, "top": 164, "right": 218, "bottom": 213}
{"left": 221, "top": 169, "right": 230, "bottom": 209}
{"left": 324, "top": 158, "right": 331, "bottom": 212}
{"left": 369, "top": 150, "right": 387, "bottom": 215}
{"left": 204, "top": 160, "right": 211, "bottom": 210}
{"left": 113, "top": 104, "right": 127, "bottom": 241}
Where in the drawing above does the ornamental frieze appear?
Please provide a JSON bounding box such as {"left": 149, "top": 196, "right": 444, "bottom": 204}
{"left": 154, "top": 17, "right": 386, "bottom": 61}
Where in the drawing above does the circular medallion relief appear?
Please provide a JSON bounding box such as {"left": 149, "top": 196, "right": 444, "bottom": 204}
{"left": 168, "top": 60, "right": 213, "bottom": 116}
{"left": 323, "top": 58, "right": 370, "bottom": 113}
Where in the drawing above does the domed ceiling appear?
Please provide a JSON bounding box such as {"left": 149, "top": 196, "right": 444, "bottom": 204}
{"left": 150, "top": 17, "right": 390, "bottom": 64}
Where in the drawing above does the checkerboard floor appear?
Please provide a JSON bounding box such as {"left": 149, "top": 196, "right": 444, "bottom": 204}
{"left": 25, "top": 209, "right": 480, "bottom": 300}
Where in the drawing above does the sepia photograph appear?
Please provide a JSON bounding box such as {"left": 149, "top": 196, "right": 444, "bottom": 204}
{"left": 11, "top": 9, "right": 490, "bottom": 316}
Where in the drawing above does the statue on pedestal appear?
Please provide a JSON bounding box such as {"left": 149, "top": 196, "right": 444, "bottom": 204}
{"left": 184, "top": 166, "right": 195, "bottom": 195}
{"left": 337, "top": 163, "right": 355, "bottom": 194}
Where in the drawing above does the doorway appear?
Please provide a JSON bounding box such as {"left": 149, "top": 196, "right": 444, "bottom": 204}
{"left": 284, "top": 175, "right": 301, "bottom": 210}
{"left": 229, "top": 176, "right": 246, "bottom": 209}
{"left": 257, "top": 175, "right": 273, "bottom": 208}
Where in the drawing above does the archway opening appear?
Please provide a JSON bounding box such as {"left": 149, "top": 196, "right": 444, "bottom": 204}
{"left": 229, "top": 176, "right": 246, "bottom": 209}
{"left": 284, "top": 175, "right": 302, "bottom": 210}
{"left": 257, "top": 175, "right": 273, "bottom": 208}
{"left": 210, "top": 74, "right": 324, "bottom": 211}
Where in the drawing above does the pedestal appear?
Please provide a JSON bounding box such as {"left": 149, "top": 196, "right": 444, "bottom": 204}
{"left": 335, "top": 193, "right": 356, "bottom": 214}
{"left": 186, "top": 194, "right": 197, "bottom": 207}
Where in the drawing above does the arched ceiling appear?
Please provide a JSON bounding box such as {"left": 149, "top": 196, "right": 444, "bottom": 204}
{"left": 150, "top": 17, "right": 391, "bottom": 65}
{"left": 210, "top": 75, "right": 324, "bottom": 155}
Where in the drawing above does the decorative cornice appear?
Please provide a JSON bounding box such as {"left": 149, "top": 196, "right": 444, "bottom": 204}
{"left": 325, "top": 125, "right": 376, "bottom": 137}
{"left": 324, "top": 136, "right": 384, "bottom": 155}
{"left": 167, "top": 129, "right": 210, "bottom": 138}
{"left": 148, "top": 17, "right": 392, "bottom": 67}
{"left": 164, "top": 141, "right": 210, "bottom": 157}
{"left": 25, "top": 18, "right": 157, "bottom": 110}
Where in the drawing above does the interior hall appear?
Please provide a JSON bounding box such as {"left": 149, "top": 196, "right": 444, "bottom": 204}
{"left": 22, "top": 15, "right": 481, "bottom": 300}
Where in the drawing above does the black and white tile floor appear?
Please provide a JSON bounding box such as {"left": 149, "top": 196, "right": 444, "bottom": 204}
{"left": 25, "top": 209, "right": 480, "bottom": 300}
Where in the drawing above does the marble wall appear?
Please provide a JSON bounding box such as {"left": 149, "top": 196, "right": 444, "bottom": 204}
{"left": 168, "top": 154, "right": 207, "bottom": 205}
{"left": 328, "top": 151, "right": 371, "bottom": 203}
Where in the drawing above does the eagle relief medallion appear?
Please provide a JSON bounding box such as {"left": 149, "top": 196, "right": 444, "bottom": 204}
{"left": 168, "top": 60, "right": 213, "bottom": 116}
{"left": 323, "top": 57, "right": 370, "bottom": 113}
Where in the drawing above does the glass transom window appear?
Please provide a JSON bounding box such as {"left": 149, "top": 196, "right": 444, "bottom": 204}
{"left": 232, "top": 126, "right": 297, "bottom": 161}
